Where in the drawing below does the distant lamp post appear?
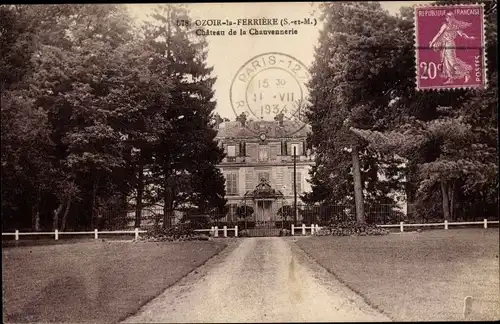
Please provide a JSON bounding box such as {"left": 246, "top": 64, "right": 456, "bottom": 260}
{"left": 293, "top": 146, "right": 297, "bottom": 224}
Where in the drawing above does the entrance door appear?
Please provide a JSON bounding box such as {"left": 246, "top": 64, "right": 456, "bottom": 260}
{"left": 257, "top": 200, "right": 273, "bottom": 222}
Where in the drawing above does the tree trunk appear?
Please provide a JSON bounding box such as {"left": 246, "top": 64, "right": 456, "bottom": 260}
{"left": 135, "top": 158, "right": 144, "bottom": 228}
{"left": 32, "top": 192, "right": 41, "bottom": 231}
{"left": 32, "top": 207, "right": 40, "bottom": 232}
{"left": 60, "top": 198, "right": 71, "bottom": 231}
{"left": 449, "top": 181, "right": 455, "bottom": 221}
{"left": 163, "top": 176, "right": 173, "bottom": 230}
{"left": 91, "top": 174, "right": 99, "bottom": 230}
{"left": 351, "top": 145, "right": 365, "bottom": 223}
{"left": 53, "top": 203, "right": 63, "bottom": 230}
{"left": 441, "top": 181, "right": 451, "bottom": 221}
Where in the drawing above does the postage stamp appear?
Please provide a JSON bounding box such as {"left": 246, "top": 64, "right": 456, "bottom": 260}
{"left": 414, "top": 4, "right": 486, "bottom": 90}
{"left": 230, "top": 52, "right": 310, "bottom": 136}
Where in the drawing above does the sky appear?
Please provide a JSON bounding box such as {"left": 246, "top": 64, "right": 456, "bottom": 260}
{"left": 126, "top": 2, "right": 432, "bottom": 121}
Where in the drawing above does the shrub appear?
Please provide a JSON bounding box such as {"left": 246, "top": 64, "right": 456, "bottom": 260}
{"left": 239, "top": 229, "right": 250, "bottom": 237}
{"left": 139, "top": 225, "right": 209, "bottom": 242}
{"left": 314, "top": 221, "right": 389, "bottom": 236}
{"left": 279, "top": 229, "right": 291, "bottom": 236}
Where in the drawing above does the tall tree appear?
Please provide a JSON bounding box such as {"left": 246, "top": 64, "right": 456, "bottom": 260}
{"left": 306, "top": 2, "right": 405, "bottom": 223}
{"left": 143, "top": 5, "right": 225, "bottom": 229}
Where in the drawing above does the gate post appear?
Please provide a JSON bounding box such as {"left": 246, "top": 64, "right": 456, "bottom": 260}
{"left": 291, "top": 224, "right": 294, "bottom": 236}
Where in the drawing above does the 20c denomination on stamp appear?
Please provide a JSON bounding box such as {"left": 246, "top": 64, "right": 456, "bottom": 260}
{"left": 414, "top": 4, "right": 486, "bottom": 91}
{"left": 230, "top": 52, "right": 310, "bottom": 136}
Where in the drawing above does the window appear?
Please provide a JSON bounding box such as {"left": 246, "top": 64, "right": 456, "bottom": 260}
{"left": 257, "top": 172, "right": 270, "bottom": 183}
{"left": 258, "top": 145, "right": 269, "bottom": 162}
{"left": 226, "top": 173, "right": 238, "bottom": 196}
{"left": 227, "top": 145, "right": 236, "bottom": 157}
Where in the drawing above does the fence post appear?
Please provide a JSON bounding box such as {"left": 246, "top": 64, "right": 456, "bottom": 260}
{"left": 94, "top": 229, "right": 98, "bottom": 239}
{"left": 484, "top": 219, "right": 488, "bottom": 229}
{"left": 223, "top": 225, "right": 227, "bottom": 238}
{"left": 302, "top": 223, "right": 306, "bottom": 236}
{"left": 235, "top": 225, "right": 238, "bottom": 237}
{"left": 316, "top": 224, "right": 320, "bottom": 232}
{"left": 214, "top": 226, "right": 219, "bottom": 237}
{"left": 400, "top": 221, "right": 404, "bottom": 232}
{"left": 291, "top": 224, "right": 294, "bottom": 235}
{"left": 55, "top": 229, "right": 59, "bottom": 240}
{"left": 444, "top": 220, "right": 448, "bottom": 230}
{"left": 134, "top": 228, "right": 139, "bottom": 240}
{"left": 15, "top": 230, "right": 19, "bottom": 241}
{"left": 311, "top": 224, "right": 315, "bottom": 235}
{"left": 211, "top": 226, "right": 214, "bottom": 237}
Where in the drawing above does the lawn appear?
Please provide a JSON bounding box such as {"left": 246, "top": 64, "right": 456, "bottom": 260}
{"left": 2, "top": 240, "right": 226, "bottom": 323}
{"left": 295, "top": 228, "right": 500, "bottom": 321}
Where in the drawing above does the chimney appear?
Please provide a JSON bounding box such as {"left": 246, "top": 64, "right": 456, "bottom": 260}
{"left": 236, "top": 112, "right": 247, "bottom": 127}
{"left": 274, "top": 112, "right": 284, "bottom": 127}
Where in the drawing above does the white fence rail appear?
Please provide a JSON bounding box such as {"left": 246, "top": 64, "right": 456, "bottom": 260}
{"left": 2, "top": 228, "right": 147, "bottom": 241}
{"left": 377, "top": 219, "right": 499, "bottom": 232}
{"left": 194, "top": 225, "right": 238, "bottom": 238}
{"left": 2, "top": 220, "right": 497, "bottom": 241}
{"left": 291, "top": 224, "right": 318, "bottom": 236}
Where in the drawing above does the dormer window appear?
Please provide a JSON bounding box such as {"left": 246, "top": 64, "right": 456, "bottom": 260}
{"left": 291, "top": 143, "right": 301, "bottom": 156}
{"left": 227, "top": 145, "right": 236, "bottom": 157}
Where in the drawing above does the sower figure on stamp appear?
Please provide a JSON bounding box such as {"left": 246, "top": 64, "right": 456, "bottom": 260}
{"left": 429, "top": 12, "right": 475, "bottom": 85}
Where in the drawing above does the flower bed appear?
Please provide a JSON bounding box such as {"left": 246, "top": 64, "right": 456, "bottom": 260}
{"left": 315, "top": 221, "right": 389, "bottom": 236}
{"left": 139, "top": 225, "right": 210, "bottom": 242}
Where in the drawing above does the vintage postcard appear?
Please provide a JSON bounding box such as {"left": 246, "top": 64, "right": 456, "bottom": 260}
{"left": 1, "top": 2, "right": 498, "bottom": 324}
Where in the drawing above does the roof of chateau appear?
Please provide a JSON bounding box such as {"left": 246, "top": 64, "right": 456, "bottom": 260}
{"left": 216, "top": 120, "right": 310, "bottom": 140}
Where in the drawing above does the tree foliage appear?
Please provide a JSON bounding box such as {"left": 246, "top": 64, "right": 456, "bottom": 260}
{"left": 1, "top": 4, "right": 226, "bottom": 231}
{"left": 307, "top": 0, "right": 497, "bottom": 222}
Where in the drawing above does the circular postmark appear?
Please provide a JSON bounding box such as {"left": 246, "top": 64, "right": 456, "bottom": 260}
{"left": 230, "top": 52, "right": 310, "bottom": 136}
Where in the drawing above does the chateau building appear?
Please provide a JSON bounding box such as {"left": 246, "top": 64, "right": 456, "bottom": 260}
{"left": 216, "top": 113, "right": 315, "bottom": 222}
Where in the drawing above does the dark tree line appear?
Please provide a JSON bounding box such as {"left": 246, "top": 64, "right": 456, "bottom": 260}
{"left": 1, "top": 4, "right": 227, "bottom": 231}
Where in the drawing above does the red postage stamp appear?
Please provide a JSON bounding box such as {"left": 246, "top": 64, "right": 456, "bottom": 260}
{"left": 414, "top": 4, "right": 486, "bottom": 90}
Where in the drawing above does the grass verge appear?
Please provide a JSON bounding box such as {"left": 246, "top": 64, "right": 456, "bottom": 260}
{"left": 295, "top": 228, "right": 499, "bottom": 321}
{"left": 2, "top": 240, "right": 226, "bottom": 323}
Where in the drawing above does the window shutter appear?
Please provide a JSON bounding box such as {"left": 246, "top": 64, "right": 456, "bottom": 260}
{"left": 247, "top": 143, "right": 258, "bottom": 160}
{"left": 235, "top": 143, "right": 240, "bottom": 156}
{"left": 270, "top": 143, "right": 280, "bottom": 160}
{"left": 296, "top": 172, "right": 302, "bottom": 193}
{"left": 281, "top": 141, "right": 287, "bottom": 155}
{"left": 245, "top": 170, "right": 254, "bottom": 191}
{"left": 288, "top": 143, "right": 293, "bottom": 156}
{"left": 275, "top": 169, "right": 284, "bottom": 189}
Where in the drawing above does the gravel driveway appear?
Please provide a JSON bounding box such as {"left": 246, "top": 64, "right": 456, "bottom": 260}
{"left": 123, "top": 237, "right": 390, "bottom": 323}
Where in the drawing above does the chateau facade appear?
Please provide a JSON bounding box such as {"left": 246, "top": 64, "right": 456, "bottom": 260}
{"left": 216, "top": 113, "right": 314, "bottom": 222}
